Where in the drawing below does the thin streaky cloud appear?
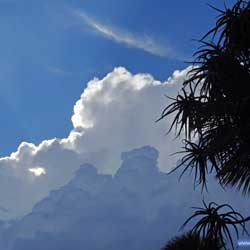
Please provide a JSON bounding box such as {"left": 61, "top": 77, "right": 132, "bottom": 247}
{"left": 73, "top": 11, "right": 175, "bottom": 58}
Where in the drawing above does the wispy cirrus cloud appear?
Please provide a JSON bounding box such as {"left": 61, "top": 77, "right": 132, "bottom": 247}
{"left": 73, "top": 11, "right": 175, "bottom": 58}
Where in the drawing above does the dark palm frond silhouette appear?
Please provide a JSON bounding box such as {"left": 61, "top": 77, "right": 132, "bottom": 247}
{"left": 163, "top": 230, "right": 223, "bottom": 250}
{"left": 180, "top": 200, "right": 249, "bottom": 250}
{"left": 158, "top": 0, "right": 250, "bottom": 195}
{"left": 203, "top": 0, "right": 250, "bottom": 54}
{"left": 158, "top": 1, "right": 250, "bottom": 249}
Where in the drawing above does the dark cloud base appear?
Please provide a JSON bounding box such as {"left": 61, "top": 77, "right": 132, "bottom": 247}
{"left": 1, "top": 146, "right": 248, "bottom": 250}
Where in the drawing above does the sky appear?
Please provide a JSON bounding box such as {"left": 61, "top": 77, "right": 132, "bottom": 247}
{"left": 0, "top": 0, "right": 245, "bottom": 249}
{"left": 0, "top": 0, "right": 235, "bottom": 156}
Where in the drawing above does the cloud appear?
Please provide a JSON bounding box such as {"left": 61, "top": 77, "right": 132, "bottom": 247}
{"left": 29, "top": 168, "right": 46, "bottom": 177}
{"left": 74, "top": 11, "right": 174, "bottom": 58}
{"left": 0, "top": 66, "right": 191, "bottom": 220}
{"left": 47, "top": 66, "right": 66, "bottom": 75}
{"left": 1, "top": 146, "right": 247, "bottom": 250}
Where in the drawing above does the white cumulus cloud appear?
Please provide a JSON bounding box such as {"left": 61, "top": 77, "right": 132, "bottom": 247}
{"left": 0, "top": 66, "right": 190, "bottom": 220}
{"left": 0, "top": 146, "right": 246, "bottom": 250}
{"left": 29, "top": 168, "right": 46, "bottom": 177}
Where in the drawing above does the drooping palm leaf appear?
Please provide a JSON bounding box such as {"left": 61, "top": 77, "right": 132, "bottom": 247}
{"left": 158, "top": 0, "right": 250, "bottom": 194}
{"left": 181, "top": 201, "right": 249, "bottom": 250}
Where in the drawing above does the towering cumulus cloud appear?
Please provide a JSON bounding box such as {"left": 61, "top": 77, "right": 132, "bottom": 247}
{"left": 0, "top": 146, "right": 247, "bottom": 250}
{"left": 0, "top": 67, "right": 190, "bottom": 220}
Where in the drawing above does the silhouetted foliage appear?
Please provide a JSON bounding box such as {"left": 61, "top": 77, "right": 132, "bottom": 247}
{"left": 181, "top": 200, "right": 248, "bottom": 249}
{"left": 158, "top": 0, "right": 250, "bottom": 194}
{"left": 158, "top": 0, "right": 250, "bottom": 249}
{"left": 163, "top": 230, "right": 223, "bottom": 250}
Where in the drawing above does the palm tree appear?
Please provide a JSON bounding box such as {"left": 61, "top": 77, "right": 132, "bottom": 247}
{"left": 181, "top": 200, "right": 248, "bottom": 249}
{"left": 163, "top": 231, "right": 223, "bottom": 250}
{"left": 158, "top": 0, "right": 250, "bottom": 249}
{"left": 158, "top": 0, "right": 250, "bottom": 194}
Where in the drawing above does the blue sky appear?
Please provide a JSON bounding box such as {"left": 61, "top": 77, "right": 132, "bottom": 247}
{"left": 0, "top": 2, "right": 248, "bottom": 248}
{"left": 0, "top": 0, "right": 235, "bottom": 156}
